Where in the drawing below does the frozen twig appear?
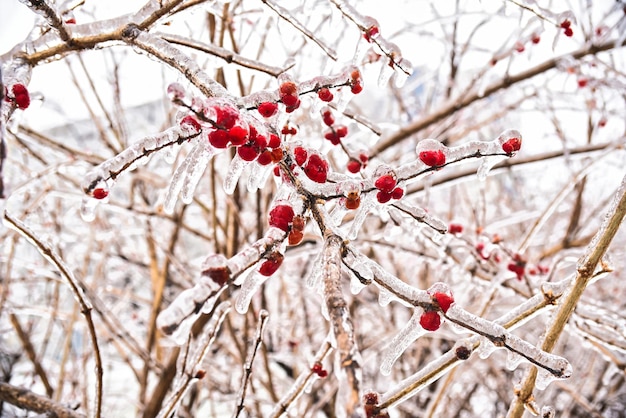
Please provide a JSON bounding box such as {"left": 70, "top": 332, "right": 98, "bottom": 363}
{"left": 260, "top": 0, "right": 338, "bottom": 60}
{"left": 156, "top": 301, "right": 231, "bottom": 418}
{"left": 508, "top": 174, "right": 626, "bottom": 417}
{"left": 233, "top": 309, "right": 270, "bottom": 418}
{"left": 21, "top": 0, "right": 72, "bottom": 42}
{"left": 3, "top": 212, "right": 103, "bottom": 418}
{"left": 0, "top": 381, "right": 86, "bottom": 418}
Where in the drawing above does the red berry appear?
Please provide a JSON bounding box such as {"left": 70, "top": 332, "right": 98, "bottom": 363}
{"left": 281, "top": 94, "right": 299, "bottom": 107}
{"left": 259, "top": 252, "right": 284, "bottom": 276}
{"left": 560, "top": 19, "right": 571, "bottom": 29}
{"left": 419, "top": 310, "right": 441, "bottom": 331}
{"left": 531, "top": 34, "right": 541, "bottom": 44}
{"left": 448, "top": 223, "right": 463, "bottom": 234}
{"left": 311, "top": 362, "right": 328, "bottom": 378}
{"left": 281, "top": 125, "right": 297, "bottom": 135}
{"left": 293, "top": 147, "right": 308, "bottom": 166}
{"left": 564, "top": 27, "right": 573, "bottom": 37}
{"left": 285, "top": 99, "right": 301, "bottom": 113}
{"left": 194, "top": 369, "right": 206, "bottom": 379}
{"left": 258, "top": 101, "right": 278, "bottom": 118}
{"left": 291, "top": 215, "right": 305, "bottom": 231}
{"left": 288, "top": 229, "right": 304, "bottom": 246}
{"left": 303, "top": 154, "right": 328, "bottom": 183}
{"left": 419, "top": 150, "right": 446, "bottom": 167}
{"left": 335, "top": 125, "right": 348, "bottom": 138}
{"left": 345, "top": 196, "right": 360, "bottom": 210}
{"left": 376, "top": 191, "right": 392, "bottom": 204}
{"left": 268, "top": 133, "right": 281, "bottom": 148}
{"left": 351, "top": 82, "right": 363, "bottom": 94}
{"left": 228, "top": 125, "right": 248, "bottom": 145}
{"left": 11, "top": 84, "right": 30, "bottom": 109}
{"left": 270, "top": 148, "right": 284, "bottom": 163}
{"left": 322, "top": 110, "right": 335, "bottom": 127}
{"left": 238, "top": 144, "right": 259, "bottom": 161}
{"left": 577, "top": 78, "right": 588, "bottom": 88}
{"left": 598, "top": 117, "right": 607, "bottom": 127}
{"left": 347, "top": 159, "right": 362, "bottom": 173}
{"left": 374, "top": 174, "right": 397, "bottom": 193}
{"left": 279, "top": 81, "right": 298, "bottom": 96}
{"left": 359, "top": 154, "right": 369, "bottom": 164}
{"left": 514, "top": 42, "right": 525, "bottom": 53}
{"left": 92, "top": 188, "right": 108, "bottom": 199}
{"left": 273, "top": 166, "right": 281, "bottom": 176}
{"left": 269, "top": 204, "right": 295, "bottom": 232}
{"left": 203, "top": 266, "right": 230, "bottom": 286}
{"left": 180, "top": 115, "right": 201, "bottom": 132}
{"left": 214, "top": 105, "right": 239, "bottom": 129}
{"left": 433, "top": 292, "right": 454, "bottom": 313}
{"left": 257, "top": 150, "right": 272, "bottom": 165}
{"left": 507, "top": 263, "right": 525, "bottom": 281}
{"left": 324, "top": 131, "right": 341, "bottom": 145}
{"left": 363, "top": 25, "right": 379, "bottom": 42}
{"left": 253, "top": 135, "right": 267, "bottom": 149}
{"left": 318, "top": 88, "right": 334, "bottom": 102}
{"left": 208, "top": 130, "right": 230, "bottom": 148}
{"left": 65, "top": 17, "right": 76, "bottom": 24}
{"left": 501, "top": 137, "right": 522, "bottom": 154}
{"left": 391, "top": 187, "right": 404, "bottom": 200}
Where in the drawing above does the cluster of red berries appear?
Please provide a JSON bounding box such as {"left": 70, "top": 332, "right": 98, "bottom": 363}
{"left": 311, "top": 361, "right": 328, "bottom": 378}
{"left": 501, "top": 136, "right": 522, "bottom": 155}
{"left": 374, "top": 172, "right": 404, "bottom": 203}
{"left": 448, "top": 223, "right": 464, "bottom": 235}
{"left": 507, "top": 253, "right": 527, "bottom": 281}
{"left": 268, "top": 204, "right": 305, "bottom": 245}
{"left": 420, "top": 291, "right": 455, "bottom": 332}
{"left": 560, "top": 19, "right": 574, "bottom": 37}
{"left": 349, "top": 69, "right": 363, "bottom": 95}
{"left": 321, "top": 108, "right": 348, "bottom": 145}
{"left": 291, "top": 146, "right": 329, "bottom": 183}
{"left": 347, "top": 154, "right": 369, "bottom": 174}
{"left": 259, "top": 251, "right": 284, "bottom": 276}
{"left": 279, "top": 81, "right": 301, "bottom": 113}
{"left": 4, "top": 84, "right": 30, "bottom": 110}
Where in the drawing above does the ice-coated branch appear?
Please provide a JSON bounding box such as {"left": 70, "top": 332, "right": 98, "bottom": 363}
{"left": 158, "top": 33, "right": 292, "bottom": 77}
{"left": 0, "top": 381, "right": 86, "bottom": 418}
{"left": 81, "top": 125, "right": 200, "bottom": 197}
{"left": 132, "top": 0, "right": 185, "bottom": 30}
{"left": 234, "top": 309, "right": 270, "bottom": 418}
{"left": 156, "top": 301, "right": 231, "bottom": 418}
{"left": 121, "top": 25, "right": 231, "bottom": 99}
{"left": 20, "top": 0, "right": 72, "bottom": 42}
{"left": 3, "top": 212, "right": 103, "bottom": 418}
{"left": 157, "top": 227, "right": 286, "bottom": 336}
{"left": 322, "top": 235, "right": 363, "bottom": 416}
{"left": 509, "top": 174, "right": 626, "bottom": 417}
{"left": 260, "top": 0, "right": 338, "bottom": 60}
{"left": 270, "top": 341, "right": 333, "bottom": 418}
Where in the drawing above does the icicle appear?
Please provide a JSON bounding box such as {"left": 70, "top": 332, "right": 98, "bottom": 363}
{"left": 223, "top": 154, "right": 247, "bottom": 194}
{"left": 247, "top": 162, "right": 273, "bottom": 192}
{"left": 377, "top": 61, "right": 395, "bottom": 87}
{"left": 348, "top": 193, "right": 376, "bottom": 239}
{"left": 380, "top": 310, "right": 425, "bottom": 375}
{"left": 80, "top": 197, "right": 98, "bottom": 222}
{"left": 393, "top": 58, "right": 413, "bottom": 87}
{"left": 235, "top": 270, "right": 269, "bottom": 314}
{"left": 349, "top": 274, "right": 367, "bottom": 295}
{"left": 377, "top": 287, "right": 394, "bottom": 307}
{"left": 180, "top": 145, "right": 213, "bottom": 204}
{"left": 305, "top": 250, "right": 324, "bottom": 288}
{"left": 476, "top": 336, "right": 497, "bottom": 359}
{"left": 162, "top": 142, "right": 200, "bottom": 214}
{"left": 476, "top": 155, "right": 506, "bottom": 181}
{"left": 505, "top": 350, "right": 526, "bottom": 371}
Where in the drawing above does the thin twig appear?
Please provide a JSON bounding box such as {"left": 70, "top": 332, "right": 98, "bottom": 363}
{"left": 0, "top": 382, "right": 85, "bottom": 418}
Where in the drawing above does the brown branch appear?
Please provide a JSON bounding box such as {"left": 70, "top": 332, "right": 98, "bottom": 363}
{"left": 0, "top": 382, "right": 85, "bottom": 418}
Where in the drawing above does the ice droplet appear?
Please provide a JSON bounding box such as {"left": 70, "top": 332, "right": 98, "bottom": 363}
{"left": 535, "top": 367, "right": 559, "bottom": 390}
{"left": 349, "top": 274, "right": 367, "bottom": 295}
{"left": 477, "top": 337, "right": 497, "bottom": 359}
{"left": 80, "top": 197, "right": 98, "bottom": 222}
{"left": 348, "top": 193, "right": 376, "bottom": 240}
{"left": 506, "top": 350, "right": 525, "bottom": 371}
{"left": 378, "top": 287, "right": 394, "bottom": 307}
{"left": 380, "top": 310, "right": 425, "bottom": 376}
{"left": 377, "top": 61, "right": 395, "bottom": 87}
{"left": 181, "top": 145, "right": 213, "bottom": 204}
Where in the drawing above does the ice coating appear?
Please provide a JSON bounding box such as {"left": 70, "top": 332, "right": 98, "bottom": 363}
{"left": 476, "top": 154, "right": 507, "bottom": 181}
{"left": 162, "top": 142, "right": 203, "bottom": 214}
{"left": 391, "top": 201, "right": 447, "bottom": 233}
{"left": 223, "top": 154, "right": 248, "bottom": 195}
{"left": 180, "top": 145, "right": 213, "bottom": 204}
{"left": 380, "top": 310, "right": 426, "bottom": 375}
{"left": 347, "top": 193, "right": 376, "bottom": 240}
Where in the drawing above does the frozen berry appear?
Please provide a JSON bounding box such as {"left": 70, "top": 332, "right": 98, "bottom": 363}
{"left": 347, "top": 159, "right": 362, "bottom": 173}
{"left": 293, "top": 147, "right": 308, "bottom": 166}
{"left": 391, "top": 187, "right": 404, "bottom": 200}
{"left": 577, "top": 78, "right": 588, "bottom": 88}
{"left": 258, "top": 102, "right": 278, "bottom": 118}
{"left": 303, "top": 154, "right": 328, "bottom": 183}
{"left": 257, "top": 150, "right": 272, "bottom": 165}
{"left": 317, "top": 88, "right": 334, "bottom": 102}
{"left": 203, "top": 265, "right": 230, "bottom": 286}
{"left": 288, "top": 230, "right": 304, "bottom": 246}
{"left": 374, "top": 174, "right": 397, "bottom": 193}
{"left": 345, "top": 196, "right": 360, "bottom": 210}
{"left": 11, "top": 84, "right": 30, "bottom": 110}
{"left": 268, "top": 133, "right": 281, "bottom": 148}
{"left": 180, "top": 115, "right": 201, "bottom": 132}
{"left": 208, "top": 130, "right": 230, "bottom": 148}
{"left": 501, "top": 137, "right": 522, "bottom": 155}
{"left": 259, "top": 252, "right": 284, "bottom": 276}
{"left": 214, "top": 105, "right": 239, "bottom": 129}
{"left": 448, "top": 223, "right": 463, "bottom": 234}
{"left": 433, "top": 292, "right": 454, "bottom": 313}
{"left": 238, "top": 144, "right": 259, "bottom": 161}
{"left": 420, "top": 310, "right": 441, "bottom": 331}
{"left": 376, "top": 191, "right": 392, "bottom": 204}
{"left": 363, "top": 25, "right": 379, "bottom": 42}
{"left": 92, "top": 188, "right": 109, "bottom": 200}
{"left": 419, "top": 150, "right": 446, "bottom": 167}
{"left": 269, "top": 205, "right": 295, "bottom": 232}
{"left": 455, "top": 346, "right": 471, "bottom": 360}
{"left": 322, "top": 110, "right": 335, "bottom": 127}
{"left": 270, "top": 148, "right": 284, "bottom": 163}
{"left": 228, "top": 125, "right": 249, "bottom": 145}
